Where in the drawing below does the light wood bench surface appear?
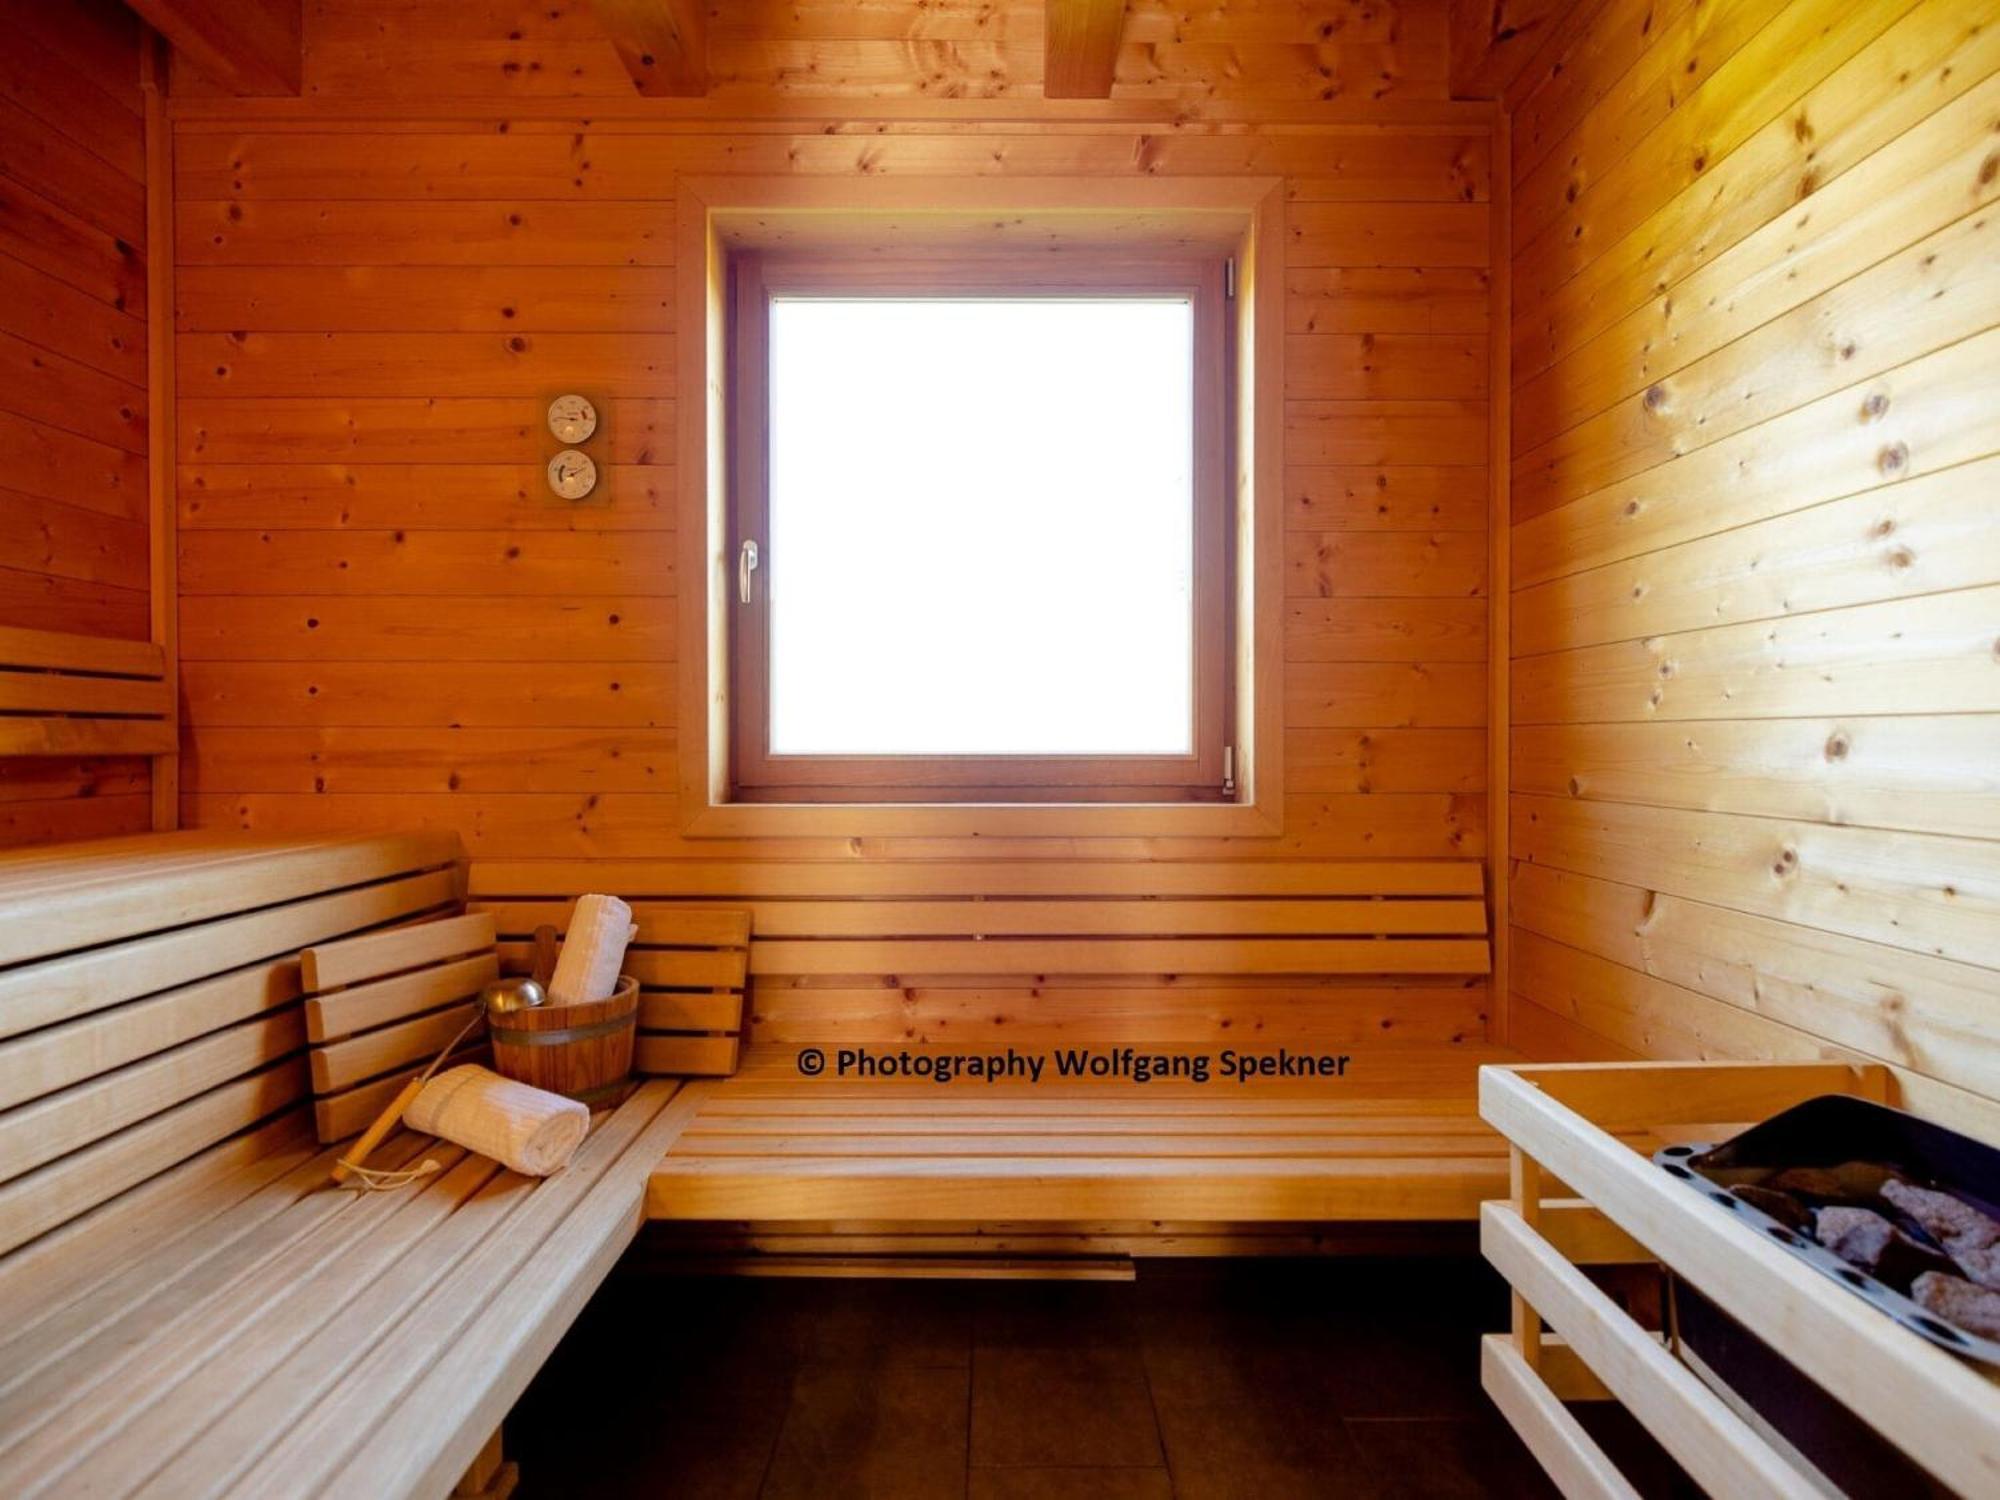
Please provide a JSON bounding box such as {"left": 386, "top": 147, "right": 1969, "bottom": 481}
{"left": 0, "top": 831, "right": 699, "bottom": 1499}
{"left": 649, "top": 1042, "right": 1524, "bottom": 1224}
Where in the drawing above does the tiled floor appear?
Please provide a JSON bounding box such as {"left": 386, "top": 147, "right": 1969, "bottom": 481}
{"left": 510, "top": 1256, "right": 1683, "bottom": 1498}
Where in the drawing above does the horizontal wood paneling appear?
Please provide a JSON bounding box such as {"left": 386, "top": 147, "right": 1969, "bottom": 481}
{"left": 171, "top": 2, "right": 1494, "bottom": 1046}
{"left": 1507, "top": 0, "right": 2000, "bottom": 1125}
{"left": 171, "top": 0, "right": 1454, "bottom": 108}
{"left": 1, "top": 0, "right": 151, "bottom": 848}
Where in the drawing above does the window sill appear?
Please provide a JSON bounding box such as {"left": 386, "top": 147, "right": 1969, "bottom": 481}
{"left": 680, "top": 800, "right": 1284, "bottom": 839}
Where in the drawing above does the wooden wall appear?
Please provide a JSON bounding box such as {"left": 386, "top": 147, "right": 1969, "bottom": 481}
{"left": 0, "top": 0, "right": 153, "bottom": 846}
{"left": 169, "top": 0, "right": 1500, "bottom": 1050}
{"left": 1505, "top": 0, "right": 2000, "bottom": 1128}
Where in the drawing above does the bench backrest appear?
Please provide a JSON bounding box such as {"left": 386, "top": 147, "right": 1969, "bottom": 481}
{"left": 0, "top": 625, "right": 174, "bottom": 759}
{"left": 473, "top": 860, "right": 1489, "bottom": 1051}
{"left": 0, "top": 831, "right": 466, "bottom": 1256}
{"left": 300, "top": 912, "right": 498, "bottom": 1142}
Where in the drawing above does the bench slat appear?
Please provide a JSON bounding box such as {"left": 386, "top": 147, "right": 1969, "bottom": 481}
{"left": 0, "top": 866, "right": 458, "bottom": 1047}
{"left": 471, "top": 860, "right": 1487, "bottom": 900}
{"left": 750, "top": 937, "right": 1492, "bottom": 976}
{"left": 0, "top": 1141, "right": 471, "bottom": 1496}
{"left": 0, "top": 1011, "right": 306, "bottom": 1185}
{"left": 228, "top": 1082, "right": 695, "bottom": 1500}
{"left": 300, "top": 911, "right": 496, "bottom": 994}
{"left": 0, "top": 626, "right": 165, "bottom": 679}
{"left": 0, "top": 832, "right": 465, "bottom": 968}
{"left": 51, "top": 1154, "right": 505, "bottom": 1500}
{"left": 0, "top": 1060, "right": 309, "bottom": 1258}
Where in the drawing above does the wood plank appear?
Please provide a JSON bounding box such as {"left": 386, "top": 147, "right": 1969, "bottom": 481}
{"left": 635, "top": 1035, "right": 741, "bottom": 1075}
{"left": 1481, "top": 1202, "right": 1820, "bottom": 1497}
{"left": 1512, "top": 717, "right": 2000, "bottom": 840}
{"left": 748, "top": 936, "right": 1491, "bottom": 976}
{"left": 0, "top": 1059, "right": 307, "bottom": 1256}
{"left": 1511, "top": 328, "right": 2000, "bottom": 574}
{"left": 309, "top": 1000, "right": 484, "bottom": 1093}
{"left": 591, "top": 0, "right": 706, "bottom": 97}
{"left": 0, "top": 624, "right": 162, "bottom": 677}
{"left": 1044, "top": 0, "right": 1125, "bottom": 98}
{"left": 125, "top": 0, "right": 300, "bottom": 95}
{"left": 302, "top": 911, "right": 495, "bottom": 991}
{"left": 250, "top": 1084, "right": 693, "bottom": 1499}
{"left": 179, "top": 660, "right": 674, "bottom": 728}
{"left": 648, "top": 1153, "right": 1508, "bottom": 1221}
{"left": 304, "top": 952, "right": 500, "bottom": 1044}
{"left": 471, "top": 859, "right": 1489, "bottom": 900}
{"left": 1512, "top": 794, "right": 2000, "bottom": 971}
{"left": 1512, "top": 586, "right": 2000, "bottom": 724}
{"left": 725, "top": 898, "right": 1482, "bottom": 940}
{"left": 1510, "top": 860, "right": 2000, "bottom": 1110}
{"left": 0, "top": 866, "right": 457, "bottom": 1043}
{"left": 179, "top": 529, "right": 673, "bottom": 596}
{"left": 1513, "top": 457, "right": 2000, "bottom": 654}
{"left": 0, "top": 831, "right": 463, "bottom": 967}
{"left": 183, "top": 727, "right": 677, "bottom": 793}
{"left": 0, "top": 1010, "right": 304, "bottom": 1184}
{"left": 1284, "top": 530, "right": 1487, "bottom": 597}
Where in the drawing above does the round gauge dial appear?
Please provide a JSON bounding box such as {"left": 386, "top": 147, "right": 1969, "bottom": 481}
{"left": 547, "top": 448, "right": 598, "bottom": 500}
{"left": 546, "top": 393, "right": 598, "bottom": 444}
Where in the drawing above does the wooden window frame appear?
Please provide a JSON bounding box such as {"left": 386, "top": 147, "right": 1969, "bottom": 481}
{"left": 675, "top": 177, "right": 1286, "bottom": 840}
{"left": 728, "top": 251, "right": 1233, "bottom": 804}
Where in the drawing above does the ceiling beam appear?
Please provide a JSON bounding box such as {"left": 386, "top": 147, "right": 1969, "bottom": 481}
{"left": 122, "top": 0, "right": 300, "bottom": 96}
{"left": 592, "top": 0, "right": 708, "bottom": 98}
{"left": 1044, "top": 0, "right": 1124, "bottom": 99}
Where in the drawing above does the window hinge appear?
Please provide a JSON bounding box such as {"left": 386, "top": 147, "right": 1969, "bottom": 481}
{"left": 1222, "top": 744, "right": 1236, "bottom": 796}
{"left": 1224, "top": 257, "right": 1237, "bottom": 299}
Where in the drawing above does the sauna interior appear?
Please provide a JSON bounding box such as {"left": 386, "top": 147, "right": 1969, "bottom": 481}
{"left": 1, "top": 0, "right": 1996, "bottom": 1495}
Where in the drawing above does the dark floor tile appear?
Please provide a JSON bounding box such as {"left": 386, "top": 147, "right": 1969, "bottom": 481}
{"left": 792, "top": 1278, "right": 974, "bottom": 1368}
{"left": 971, "top": 1346, "right": 1163, "bottom": 1467}
{"left": 967, "top": 1467, "right": 1173, "bottom": 1500}
{"left": 1157, "top": 1394, "right": 1380, "bottom": 1500}
{"left": 760, "top": 1362, "right": 969, "bottom": 1500}
{"left": 1346, "top": 1416, "right": 1560, "bottom": 1500}
{"left": 973, "top": 1279, "right": 1145, "bottom": 1350}
{"left": 1314, "top": 1321, "right": 1488, "bottom": 1419}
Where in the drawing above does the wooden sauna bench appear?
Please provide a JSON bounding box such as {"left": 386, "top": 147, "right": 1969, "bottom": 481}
{"left": 0, "top": 831, "right": 698, "bottom": 1500}
{"left": 648, "top": 1045, "right": 1526, "bottom": 1228}
{"left": 643, "top": 858, "right": 1512, "bottom": 1232}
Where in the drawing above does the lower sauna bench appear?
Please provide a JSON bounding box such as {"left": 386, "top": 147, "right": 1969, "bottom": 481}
{"left": 0, "top": 831, "right": 703, "bottom": 1500}
{"left": 1480, "top": 1061, "right": 2000, "bottom": 1498}
{"left": 645, "top": 1044, "right": 1531, "bottom": 1233}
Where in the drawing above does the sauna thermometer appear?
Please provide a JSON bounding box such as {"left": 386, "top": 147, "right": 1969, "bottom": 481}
{"left": 546, "top": 393, "right": 598, "bottom": 444}
{"left": 547, "top": 448, "right": 597, "bottom": 500}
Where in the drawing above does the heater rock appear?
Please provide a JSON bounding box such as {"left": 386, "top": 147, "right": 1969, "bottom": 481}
{"left": 1730, "top": 1184, "right": 1813, "bottom": 1233}
{"left": 1766, "top": 1161, "right": 1903, "bottom": 1201}
{"left": 1911, "top": 1272, "right": 2000, "bottom": 1342}
{"left": 1882, "top": 1180, "right": 2000, "bottom": 1290}
{"left": 1812, "top": 1207, "right": 1954, "bottom": 1288}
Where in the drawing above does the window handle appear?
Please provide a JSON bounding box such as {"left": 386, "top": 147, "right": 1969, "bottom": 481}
{"left": 738, "top": 539, "right": 760, "bottom": 604}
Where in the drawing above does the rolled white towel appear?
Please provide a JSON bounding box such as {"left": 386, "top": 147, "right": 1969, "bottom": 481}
{"left": 406, "top": 1064, "right": 590, "bottom": 1176}
{"left": 550, "top": 893, "right": 637, "bottom": 1006}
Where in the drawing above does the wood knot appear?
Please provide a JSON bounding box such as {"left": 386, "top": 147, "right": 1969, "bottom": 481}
{"left": 1878, "top": 441, "right": 1910, "bottom": 476}
{"left": 1861, "top": 391, "right": 1890, "bottom": 421}
{"left": 1642, "top": 383, "right": 1669, "bottom": 412}
{"left": 1772, "top": 847, "right": 1798, "bottom": 878}
{"left": 1824, "top": 732, "right": 1850, "bottom": 761}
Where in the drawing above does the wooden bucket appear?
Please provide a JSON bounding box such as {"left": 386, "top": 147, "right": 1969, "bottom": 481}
{"left": 489, "top": 975, "right": 638, "bottom": 1106}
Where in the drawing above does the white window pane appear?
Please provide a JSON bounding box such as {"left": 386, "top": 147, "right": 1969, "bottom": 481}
{"left": 765, "top": 297, "right": 1196, "bottom": 757}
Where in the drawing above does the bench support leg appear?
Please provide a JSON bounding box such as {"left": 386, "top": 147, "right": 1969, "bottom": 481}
{"left": 454, "top": 1426, "right": 517, "bottom": 1499}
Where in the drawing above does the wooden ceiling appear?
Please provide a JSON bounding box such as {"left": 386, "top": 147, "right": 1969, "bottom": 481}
{"left": 121, "top": 1, "right": 1554, "bottom": 105}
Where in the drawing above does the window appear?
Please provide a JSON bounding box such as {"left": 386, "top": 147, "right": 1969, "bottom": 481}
{"left": 729, "top": 255, "right": 1232, "bottom": 803}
